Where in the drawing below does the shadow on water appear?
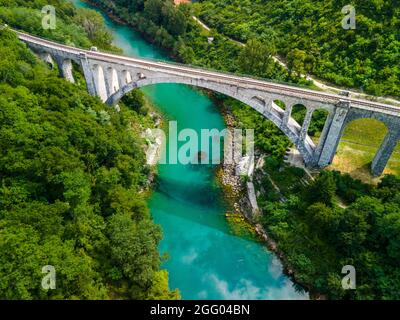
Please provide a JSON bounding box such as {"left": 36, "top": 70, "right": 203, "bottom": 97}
{"left": 155, "top": 176, "right": 221, "bottom": 208}
{"left": 153, "top": 176, "right": 263, "bottom": 244}
{"left": 205, "top": 101, "right": 223, "bottom": 115}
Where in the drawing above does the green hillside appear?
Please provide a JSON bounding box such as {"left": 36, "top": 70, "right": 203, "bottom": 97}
{"left": 195, "top": 0, "right": 400, "bottom": 97}
{"left": 0, "top": 0, "right": 178, "bottom": 299}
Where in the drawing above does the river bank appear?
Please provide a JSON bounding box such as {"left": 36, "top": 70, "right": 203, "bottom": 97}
{"left": 82, "top": 0, "right": 183, "bottom": 59}
{"left": 215, "top": 104, "right": 325, "bottom": 299}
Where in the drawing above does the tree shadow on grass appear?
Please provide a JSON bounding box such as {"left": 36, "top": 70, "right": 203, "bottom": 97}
{"left": 349, "top": 162, "right": 381, "bottom": 184}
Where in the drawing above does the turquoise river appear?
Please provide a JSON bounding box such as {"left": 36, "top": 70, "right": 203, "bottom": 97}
{"left": 72, "top": 0, "right": 308, "bottom": 300}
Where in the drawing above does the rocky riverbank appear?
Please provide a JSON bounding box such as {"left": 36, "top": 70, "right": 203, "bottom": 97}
{"left": 216, "top": 109, "right": 253, "bottom": 216}
{"left": 80, "top": 0, "right": 318, "bottom": 299}
{"left": 217, "top": 105, "right": 326, "bottom": 300}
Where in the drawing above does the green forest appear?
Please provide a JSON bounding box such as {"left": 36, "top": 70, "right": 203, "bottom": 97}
{"left": 231, "top": 98, "right": 400, "bottom": 299}
{"left": 0, "top": 0, "right": 178, "bottom": 299}
{"left": 195, "top": 0, "right": 400, "bottom": 97}
{"left": 1, "top": 0, "right": 399, "bottom": 300}
{"left": 258, "top": 164, "right": 400, "bottom": 299}
{"left": 88, "top": 0, "right": 400, "bottom": 299}
{"left": 87, "top": 0, "right": 293, "bottom": 79}
{"left": 91, "top": 0, "right": 400, "bottom": 97}
{"left": 88, "top": 0, "right": 320, "bottom": 160}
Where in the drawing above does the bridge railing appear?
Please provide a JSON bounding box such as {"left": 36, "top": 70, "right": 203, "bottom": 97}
{"left": 54, "top": 41, "right": 400, "bottom": 108}
{"left": 120, "top": 55, "right": 399, "bottom": 106}
{"left": 12, "top": 26, "right": 316, "bottom": 91}
{"left": 101, "top": 48, "right": 317, "bottom": 92}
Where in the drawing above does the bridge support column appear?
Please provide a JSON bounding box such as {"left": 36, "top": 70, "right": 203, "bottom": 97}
{"left": 313, "top": 110, "right": 335, "bottom": 161}
{"left": 92, "top": 65, "right": 108, "bottom": 102}
{"left": 371, "top": 130, "right": 400, "bottom": 176}
{"left": 300, "top": 108, "right": 313, "bottom": 139}
{"left": 80, "top": 58, "right": 97, "bottom": 97}
{"left": 317, "top": 102, "right": 350, "bottom": 167}
{"left": 104, "top": 67, "right": 116, "bottom": 97}
{"left": 38, "top": 52, "right": 55, "bottom": 69}
{"left": 282, "top": 104, "right": 293, "bottom": 126}
{"left": 55, "top": 56, "right": 74, "bottom": 83}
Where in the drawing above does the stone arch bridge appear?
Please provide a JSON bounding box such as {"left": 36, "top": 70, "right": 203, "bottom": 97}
{"left": 16, "top": 30, "right": 400, "bottom": 176}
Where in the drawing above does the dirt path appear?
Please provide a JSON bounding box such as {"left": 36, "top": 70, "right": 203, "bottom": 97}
{"left": 192, "top": 16, "right": 210, "bottom": 31}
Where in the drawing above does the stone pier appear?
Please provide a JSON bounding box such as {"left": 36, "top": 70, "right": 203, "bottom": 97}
{"left": 55, "top": 56, "right": 74, "bottom": 83}
{"left": 371, "top": 130, "right": 400, "bottom": 176}
{"left": 317, "top": 101, "right": 350, "bottom": 167}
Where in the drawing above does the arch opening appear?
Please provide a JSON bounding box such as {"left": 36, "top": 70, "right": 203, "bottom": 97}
{"left": 272, "top": 99, "right": 286, "bottom": 119}
{"left": 119, "top": 70, "right": 132, "bottom": 87}
{"left": 45, "top": 60, "right": 54, "bottom": 70}
{"left": 106, "top": 77, "right": 316, "bottom": 164}
{"left": 330, "top": 118, "right": 400, "bottom": 182}
{"left": 291, "top": 104, "right": 307, "bottom": 128}
{"left": 273, "top": 100, "right": 286, "bottom": 111}
{"left": 308, "top": 108, "right": 330, "bottom": 145}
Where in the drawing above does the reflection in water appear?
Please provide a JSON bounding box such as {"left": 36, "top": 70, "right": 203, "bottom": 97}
{"left": 205, "top": 273, "right": 306, "bottom": 300}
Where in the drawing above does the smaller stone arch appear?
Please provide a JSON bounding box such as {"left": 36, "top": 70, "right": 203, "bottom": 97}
{"left": 343, "top": 107, "right": 395, "bottom": 130}
{"left": 272, "top": 99, "right": 286, "bottom": 120}
{"left": 331, "top": 117, "right": 398, "bottom": 178}
{"left": 251, "top": 96, "right": 275, "bottom": 116}
{"left": 309, "top": 108, "right": 330, "bottom": 136}
{"left": 251, "top": 96, "right": 267, "bottom": 107}
{"left": 118, "top": 70, "right": 132, "bottom": 87}
{"left": 273, "top": 99, "right": 286, "bottom": 110}
{"left": 291, "top": 104, "right": 307, "bottom": 127}
{"left": 104, "top": 67, "right": 120, "bottom": 97}
{"left": 52, "top": 55, "right": 75, "bottom": 83}
{"left": 38, "top": 51, "right": 55, "bottom": 69}
{"left": 92, "top": 64, "right": 108, "bottom": 102}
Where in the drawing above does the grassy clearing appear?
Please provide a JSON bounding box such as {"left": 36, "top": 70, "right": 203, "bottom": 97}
{"left": 328, "top": 119, "right": 400, "bottom": 183}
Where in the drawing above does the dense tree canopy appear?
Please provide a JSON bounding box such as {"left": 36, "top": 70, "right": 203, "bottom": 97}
{"left": 2, "top": 0, "right": 399, "bottom": 300}
{"left": 0, "top": 0, "right": 178, "bottom": 299}
{"left": 259, "top": 167, "right": 400, "bottom": 299}
{"left": 195, "top": 0, "right": 400, "bottom": 97}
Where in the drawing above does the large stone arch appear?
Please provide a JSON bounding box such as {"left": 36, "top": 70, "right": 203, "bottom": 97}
{"left": 331, "top": 108, "right": 400, "bottom": 176}
{"left": 105, "top": 76, "right": 317, "bottom": 164}
{"left": 344, "top": 108, "right": 396, "bottom": 131}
